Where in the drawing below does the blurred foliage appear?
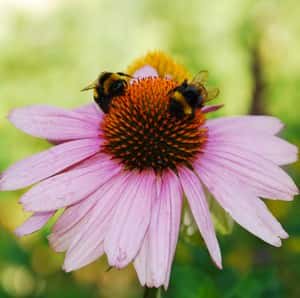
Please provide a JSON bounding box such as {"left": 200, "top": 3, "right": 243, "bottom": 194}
{"left": 0, "top": 0, "right": 300, "bottom": 297}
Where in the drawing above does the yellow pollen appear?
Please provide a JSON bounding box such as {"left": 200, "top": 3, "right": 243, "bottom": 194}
{"left": 126, "top": 50, "right": 191, "bottom": 82}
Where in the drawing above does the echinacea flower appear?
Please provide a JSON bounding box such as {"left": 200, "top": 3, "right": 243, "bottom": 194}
{"left": 0, "top": 51, "right": 298, "bottom": 289}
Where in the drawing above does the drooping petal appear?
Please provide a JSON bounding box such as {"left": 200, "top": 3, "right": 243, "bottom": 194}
{"left": 62, "top": 172, "right": 130, "bottom": 271}
{"left": 48, "top": 192, "right": 98, "bottom": 253}
{"left": 51, "top": 188, "right": 99, "bottom": 236}
{"left": 73, "top": 103, "right": 103, "bottom": 123}
{"left": 49, "top": 214, "right": 89, "bottom": 253}
{"left": 163, "top": 171, "right": 183, "bottom": 289}
{"left": 65, "top": 243, "right": 105, "bottom": 271}
{"left": 15, "top": 211, "right": 54, "bottom": 236}
{"left": 206, "top": 116, "right": 284, "bottom": 136}
{"left": 132, "top": 65, "right": 159, "bottom": 79}
{"left": 8, "top": 105, "right": 101, "bottom": 141}
{"left": 0, "top": 138, "right": 101, "bottom": 191}
{"left": 207, "top": 130, "right": 298, "bottom": 166}
{"left": 195, "top": 161, "right": 286, "bottom": 246}
{"left": 178, "top": 167, "right": 222, "bottom": 268}
{"left": 134, "top": 171, "right": 183, "bottom": 289}
{"left": 199, "top": 148, "right": 298, "bottom": 200}
{"left": 134, "top": 230, "right": 150, "bottom": 287}
{"left": 201, "top": 104, "right": 224, "bottom": 114}
{"left": 21, "top": 154, "right": 121, "bottom": 212}
{"left": 105, "top": 171, "right": 156, "bottom": 269}
{"left": 134, "top": 177, "right": 169, "bottom": 288}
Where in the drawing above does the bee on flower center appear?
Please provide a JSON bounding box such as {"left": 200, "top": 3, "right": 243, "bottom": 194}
{"left": 168, "top": 71, "right": 219, "bottom": 119}
{"left": 81, "top": 72, "right": 132, "bottom": 113}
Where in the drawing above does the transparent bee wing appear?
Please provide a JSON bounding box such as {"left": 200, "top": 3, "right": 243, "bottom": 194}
{"left": 191, "top": 70, "right": 209, "bottom": 85}
{"left": 206, "top": 87, "right": 220, "bottom": 101}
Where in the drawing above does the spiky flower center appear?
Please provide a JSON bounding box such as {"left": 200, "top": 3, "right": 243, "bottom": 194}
{"left": 101, "top": 77, "right": 207, "bottom": 173}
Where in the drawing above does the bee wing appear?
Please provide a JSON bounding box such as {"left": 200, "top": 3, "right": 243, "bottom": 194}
{"left": 206, "top": 87, "right": 220, "bottom": 101}
{"left": 191, "top": 70, "right": 209, "bottom": 85}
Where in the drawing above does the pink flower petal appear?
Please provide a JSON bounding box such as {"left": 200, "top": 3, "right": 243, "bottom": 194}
{"left": 206, "top": 116, "right": 284, "bottom": 136}
{"left": 195, "top": 161, "right": 286, "bottom": 246}
{"left": 179, "top": 167, "right": 222, "bottom": 268}
{"left": 134, "top": 177, "right": 170, "bottom": 288}
{"left": 48, "top": 193, "right": 98, "bottom": 252}
{"left": 132, "top": 65, "right": 159, "bottom": 79}
{"left": 134, "top": 171, "right": 183, "bottom": 289}
{"left": 201, "top": 104, "right": 224, "bottom": 114}
{"left": 0, "top": 138, "right": 101, "bottom": 191}
{"left": 51, "top": 188, "right": 99, "bottom": 236}
{"left": 9, "top": 105, "right": 101, "bottom": 141}
{"left": 15, "top": 211, "right": 54, "bottom": 236}
{"left": 207, "top": 130, "right": 298, "bottom": 166}
{"left": 134, "top": 230, "right": 150, "bottom": 287}
{"left": 163, "top": 171, "right": 183, "bottom": 289}
{"left": 62, "top": 172, "right": 130, "bottom": 271}
{"left": 49, "top": 218, "right": 86, "bottom": 253}
{"left": 21, "top": 154, "right": 121, "bottom": 212}
{"left": 200, "top": 147, "right": 298, "bottom": 200}
{"left": 73, "top": 103, "right": 103, "bottom": 123}
{"left": 65, "top": 243, "right": 105, "bottom": 271}
{"left": 105, "top": 171, "right": 156, "bottom": 269}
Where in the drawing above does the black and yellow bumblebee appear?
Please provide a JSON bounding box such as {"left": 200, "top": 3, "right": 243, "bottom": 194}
{"left": 168, "top": 71, "right": 219, "bottom": 119}
{"left": 81, "top": 72, "right": 132, "bottom": 113}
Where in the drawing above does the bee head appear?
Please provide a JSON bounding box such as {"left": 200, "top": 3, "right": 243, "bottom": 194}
{"left": 104, "top": 72, "right": 132, "bottom": 97}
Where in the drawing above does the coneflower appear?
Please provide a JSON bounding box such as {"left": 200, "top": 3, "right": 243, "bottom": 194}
{"left": 0, "top": 51, "right": 298, "bottom": 289}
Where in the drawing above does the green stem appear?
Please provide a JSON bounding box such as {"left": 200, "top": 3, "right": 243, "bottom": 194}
{"left": 143, "top": 287, "right": 163, "bottom": 298}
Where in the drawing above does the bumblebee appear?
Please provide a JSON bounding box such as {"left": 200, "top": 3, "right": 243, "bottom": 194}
{"left": 81, "top": 72, "right": 132, "bottom": 113}
{"left": 168, "top": 71, "right": 219, "bottom": 119}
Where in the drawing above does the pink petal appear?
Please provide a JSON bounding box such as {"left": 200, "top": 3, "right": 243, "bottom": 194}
{"left": 163, "top": 171, "right": 183, "bottom": 289}
{"left": 134, "top": 230, "right": 150, "bottom": 287}
{"left": 15, "top": 211, "right": 54, "bottom": 236}
{"left": 134, "top": 171, "right": 183, "bottom": 289}
{"left": 206, "top": 116, "right": 284, "bottom": 136}
{"left": 200, "top": 147, "right": 298, "bottom": 200}
{"left": 105, "top": 171, "right": 156, "bottom": 269}
{"left": 201, "top": 104, "right": 224, "bottom": 114}
{"left": 207, "top": 130, "right": 298, "bottom": 166}
{"left": 48, "top": 194, "right": 98, "bottom": 252}
{"left": 132, "top": 65, "right": 159, "bottom": 79}
{"left": 135, "top": 177, "right": 170, "bottom": 288}
{"left": 195, "top": 161, "right": 286, "bottom": 246}
{"left": 178, "top": 167, "right": 222, "bottom": 268}
{"left": 73, "top": 103, "right": 103, "bottom": 123}
{"left": 65, "top": 243, "right": 105, "bottom": 271}
{"left": 0, "top": 138, "right": 101, "bottom": 191}
{"left": 21, "top": 154, "right": 121, "bottom": 212}
{"left": 9, "top": 105, "right": 101, "bottom": 141}
{"left": 62, "top": 172, "right": 130, "bottom": 271}
{"left": 51, "top": 188, "right": 99, "bottom": 236}
{"left": 49, "top": 217, "right": 86, "bottom": 253}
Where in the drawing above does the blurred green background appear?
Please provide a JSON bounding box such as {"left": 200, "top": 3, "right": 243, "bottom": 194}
{"left": 0, "top": 0, "right": 300, "bottom": 297}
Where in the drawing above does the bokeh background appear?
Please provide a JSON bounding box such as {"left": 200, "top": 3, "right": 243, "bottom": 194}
{"left": 0, "top": 0, "right": 300, "bottom": 297}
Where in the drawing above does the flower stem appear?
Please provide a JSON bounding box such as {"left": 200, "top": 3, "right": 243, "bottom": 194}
{"left": 143, "top": 287, "right": 163, "bottom": 298}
